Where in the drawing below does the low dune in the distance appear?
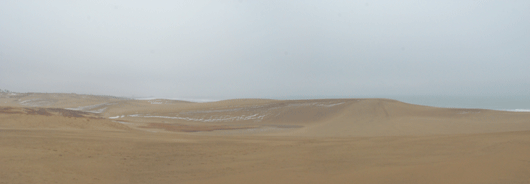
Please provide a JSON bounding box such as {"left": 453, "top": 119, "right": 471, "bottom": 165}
{"left": 1, "top": 92, "right": 530, "bottom": 184}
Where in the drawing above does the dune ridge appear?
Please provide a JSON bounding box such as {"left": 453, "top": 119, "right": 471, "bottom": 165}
{"left": 1, "top": 92, "right": 530, "bottom": 183}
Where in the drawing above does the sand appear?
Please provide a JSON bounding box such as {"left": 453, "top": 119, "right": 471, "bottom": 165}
{"left": 1, "top": 93, "right": 530, "bottom": 183}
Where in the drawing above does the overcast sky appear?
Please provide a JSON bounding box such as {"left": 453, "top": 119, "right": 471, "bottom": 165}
{"left": 1, "top": 0, "right": 529, "bottom": 99}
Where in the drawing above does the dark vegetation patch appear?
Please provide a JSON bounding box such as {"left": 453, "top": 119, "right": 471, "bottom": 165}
{"left": 24, "top": 108, "right": 52, "bottom": 116}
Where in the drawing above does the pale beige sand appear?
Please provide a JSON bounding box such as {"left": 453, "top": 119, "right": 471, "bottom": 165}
{"left": 1, "top": 93, "right": 530, "bottom": 183}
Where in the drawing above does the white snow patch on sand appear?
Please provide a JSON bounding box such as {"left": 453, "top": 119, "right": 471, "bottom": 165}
{"left": 65, "top": 103, "right": 111, "bottom": 113}
{"left": 135, "top": 97, "right": 221, "bottom": 103}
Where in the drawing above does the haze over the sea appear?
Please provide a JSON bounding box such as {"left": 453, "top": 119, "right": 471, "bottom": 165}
{"left": 1, "top": 1, "right": 529, "bottom": 106}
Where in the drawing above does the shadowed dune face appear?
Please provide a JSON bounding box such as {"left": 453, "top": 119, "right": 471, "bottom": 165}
{"left": 0, "top": 106, "right": 101, "bottom": 119}
{"left": 2, "top": 93, "right": 530, "bottom": 183}
{"left": 0, "top": 107, "right": 23, "bottom": 114}
{"left": 0, "top": 106, "right": 129, "bottom": 131}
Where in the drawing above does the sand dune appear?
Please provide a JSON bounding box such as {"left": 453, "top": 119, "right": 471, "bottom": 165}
{"left": 1, "top": 92, "right": 530, "bottom": 183}
{"left": 287, "top": 99, "right": 530, "bottom": 137}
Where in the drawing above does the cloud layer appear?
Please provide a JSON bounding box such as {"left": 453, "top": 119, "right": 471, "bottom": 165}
{"left": 1, "top": 1, "right": 529, "bottom": 98}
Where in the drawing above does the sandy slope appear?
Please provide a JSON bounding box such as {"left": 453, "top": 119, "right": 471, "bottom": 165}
{"left": 286, "top": 99, "right": 530, "bottom": 137}
{"left": 1, "top": 93, "right": 530, "bottom": 183}
{"left": 2, "top": 129, "right": 530, "bottom": 184}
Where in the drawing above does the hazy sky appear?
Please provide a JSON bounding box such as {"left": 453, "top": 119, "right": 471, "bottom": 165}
{"left": 1, "top": 1, "right": 529, "bottom": 99}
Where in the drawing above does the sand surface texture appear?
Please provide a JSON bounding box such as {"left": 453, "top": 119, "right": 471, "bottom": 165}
{"left": 1, "top": 93, "right": 530, "bottom": 183}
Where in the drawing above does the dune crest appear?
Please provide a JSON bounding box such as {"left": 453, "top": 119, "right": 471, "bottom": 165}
{"left": 3, "top": 93, "right": 530, "bottom": 136}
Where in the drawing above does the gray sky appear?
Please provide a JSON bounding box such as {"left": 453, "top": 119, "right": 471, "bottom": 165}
{"left": 1, "top": 0, "right": 529, "bottom": 99}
